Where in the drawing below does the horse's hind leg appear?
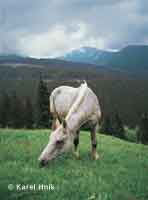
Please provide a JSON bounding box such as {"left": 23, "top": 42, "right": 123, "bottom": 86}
{"left": 90, "top": 124, "right": 99, "bottom": 160}
{"left": 73, "top": 130, "right": 80, "bottom": 159}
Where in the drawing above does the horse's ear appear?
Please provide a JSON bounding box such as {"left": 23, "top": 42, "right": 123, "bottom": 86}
{"left": 62, "top": 119, "right": 67, "bottom": 129}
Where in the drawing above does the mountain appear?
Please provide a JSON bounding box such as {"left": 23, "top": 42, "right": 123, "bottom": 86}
{"left": 0, "top": 54, "right": 128, "bottom": 81}
{"left": 109, "top": 45, "right": 148, "bottom": 71}
{"left": 60, "top": 47, "right": 107, "bottom": 64}
{"left": 61, "top": 45, "right": 148, "bottom": 73}
{"left": 1, "top": 45, "right": 148, "bottom": 80}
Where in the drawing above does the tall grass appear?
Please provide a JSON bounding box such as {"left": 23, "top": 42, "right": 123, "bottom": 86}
{"left": 0, "top": 129, "right": 148, "bottom": 200}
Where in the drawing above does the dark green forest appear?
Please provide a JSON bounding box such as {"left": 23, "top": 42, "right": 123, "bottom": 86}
{"left": 0, "top": 78, "right": 148, "bottom": 126}
{"left": 0, "top": 55, "right": 148, "bottom": 139}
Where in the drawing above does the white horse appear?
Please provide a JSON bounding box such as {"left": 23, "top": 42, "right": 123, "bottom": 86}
{"left": 39, "top": 81, "right": 101, "bottom": 167}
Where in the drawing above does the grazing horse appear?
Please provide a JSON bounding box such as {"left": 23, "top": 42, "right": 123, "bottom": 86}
{"left": 39, "top": 81, "right": 101, "bottom": 167}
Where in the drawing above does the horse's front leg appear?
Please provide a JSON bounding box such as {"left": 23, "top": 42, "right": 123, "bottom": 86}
{"left": 51, "top": 117, "right": 61, "bottom": 130}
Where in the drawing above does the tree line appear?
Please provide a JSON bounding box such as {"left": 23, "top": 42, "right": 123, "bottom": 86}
{"left": 1, "top": 79, "right": 148, "bottom": 127}
{"left": 100, "top": 112, "right": 148, "bottom": 145}
{"left": 0, "top": 76, "right": 50, "bottom": 129}
{"left": 0, "top": 77, "right": 148, "bottom": 145}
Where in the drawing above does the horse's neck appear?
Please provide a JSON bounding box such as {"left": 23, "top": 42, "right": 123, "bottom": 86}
{"left": 66, "top": 110, "right": 85, "bottom": 133}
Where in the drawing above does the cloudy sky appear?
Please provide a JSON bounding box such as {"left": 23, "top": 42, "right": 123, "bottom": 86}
{"left": 0, "top": 0, "right": 148, "bottom": 58}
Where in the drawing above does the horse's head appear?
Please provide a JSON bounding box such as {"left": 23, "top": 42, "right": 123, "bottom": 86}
{"left": 38, "top": 120, "right": 73, "bottom": 167}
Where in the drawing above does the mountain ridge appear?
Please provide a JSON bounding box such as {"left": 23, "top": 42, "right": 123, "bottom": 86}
{"left": 61, "top": 45, "right": 148, "bottom": 72}
{"left": 0, "top": 45, "right": 148, "bottom": 79}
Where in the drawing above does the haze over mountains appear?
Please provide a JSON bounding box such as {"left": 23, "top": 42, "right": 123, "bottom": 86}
{"left": 61, "top": 45, "right": 148, "bottom": 73}
{"left": 0, "top": 45, "right": 148, "bottom": 79}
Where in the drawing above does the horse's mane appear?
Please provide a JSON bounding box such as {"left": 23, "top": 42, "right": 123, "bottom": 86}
{"left": 66, "top": 81, "right": 87, "bottom": 121}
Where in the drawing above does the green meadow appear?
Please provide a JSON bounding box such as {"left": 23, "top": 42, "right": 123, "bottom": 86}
{"left": 0, "top": 129, "right": 148, "bottom": 200}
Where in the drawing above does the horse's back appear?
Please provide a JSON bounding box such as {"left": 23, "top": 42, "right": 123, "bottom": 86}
{"left": 50, "top": 86, "right": 79, "bottom": 117}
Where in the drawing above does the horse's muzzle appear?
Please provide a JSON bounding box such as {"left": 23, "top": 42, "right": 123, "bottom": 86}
{"left": 39, "top": 159, "right": 48, "bottom": 168}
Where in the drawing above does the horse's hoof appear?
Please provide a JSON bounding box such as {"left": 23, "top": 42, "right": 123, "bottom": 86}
{"left": 92, "top": 153, "right": 100, "bottom": 160}
{"left": 95, "top": 154, "right": 99, "bottom": 160}
{"left": 74, "top": 151, "right": 80, "bottom": 159}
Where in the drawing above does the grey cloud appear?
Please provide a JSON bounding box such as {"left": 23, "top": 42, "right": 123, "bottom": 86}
{"left": 0, "top": 0, "right": 147, "bottom": 57}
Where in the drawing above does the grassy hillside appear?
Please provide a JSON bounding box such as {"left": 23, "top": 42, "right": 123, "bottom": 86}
{"left": 0, "top": 129, "right": 148, "bottom": 200}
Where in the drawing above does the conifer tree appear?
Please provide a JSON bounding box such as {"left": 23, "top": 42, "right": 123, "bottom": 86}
{"left": 36, "top": 75, "right": 49, "bottom": 128}
{"left": 100, "top": 115, "right": 114, "bottom": 135}
{"left": 112, "top": 113, "right": 125, "bottom": 139}
{"left": 0, "top": 92, "right": 11, "bottom": 128}
{"left": 138, "top": 113, "right": 148, "bottom": 144}
{"left": 10, "top": 92, "right": 24, "bottom": 128}
{"left": 24, "top": 97, "right": 34, "bottom": 128}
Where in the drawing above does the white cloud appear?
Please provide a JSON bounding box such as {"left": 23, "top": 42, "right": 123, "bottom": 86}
{"left": 19, "top": 23, "right": 105, "bottom": 58}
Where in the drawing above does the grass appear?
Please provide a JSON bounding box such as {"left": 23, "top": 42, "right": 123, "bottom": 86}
{"left": 0, "top": 129, "right": 148, "bottom": 200}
